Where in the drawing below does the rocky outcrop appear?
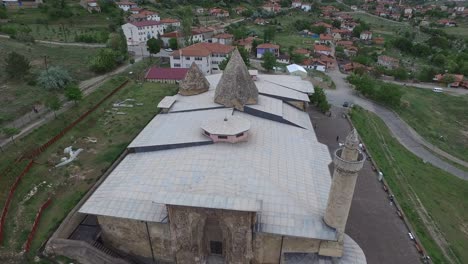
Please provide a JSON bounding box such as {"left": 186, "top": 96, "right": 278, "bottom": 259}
{"left": 214, "top": 49, "right": 258, "bottom": 111}
{"left": 179, "top": 62, "right": 210, "bottom": 96}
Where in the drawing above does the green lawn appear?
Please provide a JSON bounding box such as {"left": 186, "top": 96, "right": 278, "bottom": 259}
{"left": 0, "top": 38, "right": 99, "bottom": 126}
{"left": 394, "top": 86, "right": 468, "bottom": 163}
{"left": 0, "top": 60, "right": 178, "bottom": 260}
{"left": 351, "top": 106, "right": 468, "bottom": 264}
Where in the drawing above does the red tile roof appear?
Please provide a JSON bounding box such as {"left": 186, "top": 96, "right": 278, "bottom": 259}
{"left": 145, "top": 67, "right": 189, "bottom": 80}
{"left": 314, "top": 44, "right": 331, "bottom": 51}
{"left": 160, "top": 18, "right": 180, "bottom": 24}
{"left": 320, "top": 34, "right": 333, "bottom": 40}
{"left": 213, "top": 33, "right": 234, "bottom": 39}
{"left": 294, "top": 48, "right": 310, "bottom": 55}
{"left": 171, "top": 42, "right": 235, "bottom": 57}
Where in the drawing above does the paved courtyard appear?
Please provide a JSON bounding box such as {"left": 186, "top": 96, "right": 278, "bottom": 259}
{"left": 309, "top": 106, "right": 421, "bottom": 264}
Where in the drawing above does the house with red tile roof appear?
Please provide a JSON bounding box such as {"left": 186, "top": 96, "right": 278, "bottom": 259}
{"left": 433, "top": 74, "right": 465, "bottom": 87}
{"left": 170, "top": 42, "right": 235, "bottom": 75}
{"left": 313, "top": 44, "right": 332, "bottom": 56}
{"left": 319, "top": 34, "right": 333, "bottom": 44}
{"left": 294, "top": 48, "right": 310, "bottom": 57}
{"left": 210, "top": 8, "right": 229, "bottom": 18}
{"left": 145, "top": 67, "right": 189, "bottom": 83}
{"left": 236, "top": 37, "right": 258, "bottom": 52}
{"left": 116, "top": 1, "right": 137, "bottom": 12}
{"left": 302, "top": 58, "right": 326, "bottom": 72}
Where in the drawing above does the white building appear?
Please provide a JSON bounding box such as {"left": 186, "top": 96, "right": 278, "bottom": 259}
{"left": 287, "top": 64, "right": 308, "bottom": 77}
{"left": 211, "top": 33, "right": 234, "bottom": 45}
{"left": 170, "top": 43, "right": 234, "bottom": 75}
{"left": 292, "top": 1, "right": 302, "bottom": 8}
{"left": 160, "top": 30, "right": 205, "bottom": 48}
{"left": 116, "top": 1, "right": 137, "bottom": 12}
{"left": 301, "top": 3, "right": 312, "bottom": 12}
{"left": 359, "top": 31, "right": 373, "bottom": 41}
{"left": 122, "top": 21, "right": 165, "bottom": 45}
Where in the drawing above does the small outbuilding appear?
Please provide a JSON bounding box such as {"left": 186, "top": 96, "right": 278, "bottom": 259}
{"left": 287, "top": 64, "right": 308, "bottom": 77}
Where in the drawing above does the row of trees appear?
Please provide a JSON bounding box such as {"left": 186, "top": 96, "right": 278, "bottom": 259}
{"left": 309, "top": 87, "right": 331, "bottom": 113}
{"left": 347, "top": 74, "right": 404, "bottom": 107}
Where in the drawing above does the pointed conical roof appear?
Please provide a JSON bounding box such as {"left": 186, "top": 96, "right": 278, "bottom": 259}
{"left": 214, "top": 49, "right": 258, "bottom": 111}
{"left": 178, "top": 62, "right": 210, "bottom": 96}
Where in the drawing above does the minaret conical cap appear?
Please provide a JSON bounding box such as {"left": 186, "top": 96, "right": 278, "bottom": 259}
{"left": 179, "top": 62, "right": 210, "bottom": 96}
{"left": 214, "top": 49, "right": 258, "bottom": 111}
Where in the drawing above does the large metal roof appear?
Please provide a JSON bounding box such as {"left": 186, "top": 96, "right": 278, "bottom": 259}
{"left": 80, "top": 73, "right": 337, "bottom": 241}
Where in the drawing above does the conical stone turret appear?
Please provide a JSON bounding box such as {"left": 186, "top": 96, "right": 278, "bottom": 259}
{"left": 179, "top": 62, "right": 210, "bottom": 96}
{"left": 214, "top": 49, "right": 258, "bottom": 111}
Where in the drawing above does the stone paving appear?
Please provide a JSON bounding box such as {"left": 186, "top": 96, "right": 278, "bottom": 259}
{"left": 309, "top": 106, "right": 421, "bottom": 264}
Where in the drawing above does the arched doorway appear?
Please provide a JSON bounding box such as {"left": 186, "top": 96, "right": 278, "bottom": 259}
{"left": 204, "top": 216, "right": 225, "bottom": 263}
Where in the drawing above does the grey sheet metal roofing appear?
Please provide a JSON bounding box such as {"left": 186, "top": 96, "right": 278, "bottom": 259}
{"left": 201, "top": 115, "right": 251, "bottom": 135}
{"left": 80, "top": 73, "right": 337, "bottom": 241}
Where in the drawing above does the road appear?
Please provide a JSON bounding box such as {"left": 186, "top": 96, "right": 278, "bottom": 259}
{"left": 310, "top": 106, "right": 421, "bottom": 264}
{"left": 324, "top": 69, "right": 468, "bottom": 180}
{"left": 380, "top": 79, "right": 468, "bottom": 96}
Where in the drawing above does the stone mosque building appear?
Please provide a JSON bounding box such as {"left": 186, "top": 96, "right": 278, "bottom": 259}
{"left": 79, "top": 50, "right": 367, "bottom": 264}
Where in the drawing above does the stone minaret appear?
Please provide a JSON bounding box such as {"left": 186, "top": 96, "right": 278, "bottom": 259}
{"left": 324, "top": 129, "right": 365, "bottom": 239}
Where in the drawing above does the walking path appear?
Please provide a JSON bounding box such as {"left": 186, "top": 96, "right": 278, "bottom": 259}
{"left": 0, "top": 34, "right": 105, "bottom": 47}
{"left": 325, "top": 69, "right": 468, "bottom": 180}
{"left": 0, "top": 58, "right": 141, "bottom": 148}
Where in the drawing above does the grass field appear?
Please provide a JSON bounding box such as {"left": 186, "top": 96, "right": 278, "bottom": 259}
{"left": 4, "top": 4, "right": 112, "bottom": 42}
{"left": 351, "top": 106, "right": 468, "bottom": 264}
{"left": 0, "top": 60, "right": 177, "bottom": 261}
{"left": 394, "top": 86, "right": 468, "bottom": 163}
{"left": 0, "top": 38, "right": 99, "bottom": 126}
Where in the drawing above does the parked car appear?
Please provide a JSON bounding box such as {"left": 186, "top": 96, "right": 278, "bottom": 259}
{"left": 342, "top": 101, "right": 349, "bottom": 107}
{"left": 165, "top": 48, "right": 173, "bottom": 52}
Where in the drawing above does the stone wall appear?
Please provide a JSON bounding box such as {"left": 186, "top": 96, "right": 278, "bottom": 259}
{"left": 252, "top": 233, "right": 322, "bottom": 264}
{"left": 167, "top": 205, "right": 254, "bottom": 264}
{"left": 97, "top": 215, "right": 173, "bottom": 262}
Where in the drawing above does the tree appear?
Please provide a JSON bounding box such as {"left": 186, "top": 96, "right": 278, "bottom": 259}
{"left": 441, "top": 75, "right": 455, "bottom": 86}
{"left": 263, "top": 26, "right": 276, "bottom": 43}
{"left": 2, "top": 127, "right": 20, "bottom": 144}
{"left": 146, "top": 37, "right": 161, "bottom": 57}
{"left": 175, "top": 6, "right": 194, "bottom": 46}
{"left": 391, "top": 67, "right": 409, "bottom": 81}
{"left": 37, "top": 66, "right": 72, "bottom": 90}
{"left": 417, "top": 67, "right": 437, "bottom": 82}
{"left": 5, "top": 52, "right": 31, "bottom": 79}
{"left": 309, "top": 87, "right": 330, "bottom": 113}
{"left": 89, "top": 48, "right": 119, "bottom": 73}
{"left": 169, "top": 38, "right": 178, "bottom": 50}
{"left": 65, "top": 85, "right": 83, "bottom": 104}
{"left": 261, "top": 51, "right": 276, "bottom": 72}
{"left": 219, "top": 47, "right": 251, "bottom": 70}
{"left": 46, "top": 95, "right": 62, "bottom": 118}
{"left": 332, "top": 20, "right": 341, "bottom": 29}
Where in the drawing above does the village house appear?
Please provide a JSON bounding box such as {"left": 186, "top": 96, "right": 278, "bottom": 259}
{"left": 262, "top": 2, "right": 281, "bottom": 13}
{"left": 236, "top": 37, "right": 257, "bottom": 53}
{"left": 301, "top": 3, "right": 312, "bottom": 12}
{"left": 116, "top": 1, "right": 137, "bottom": 12}
{"left": 145, "top": 67, "right": 189, "bottom": 84}
{"left": 360, "top": 31, "right": 373, "bottom": 41}
{"left": 373, "top": 37, "right": 385, "bottom": 45}
{"left": 128, "top": 9, "right": 160, "bottom": 22}
{"left": 212, "top": 33, "right": 234, "bottom": 45}
{"left": 437, "top": 19, "right": 457, "bottom": 27}
{"left": 319, "top": 34, "right": 333, "bottom": 45}
{"left": 302, "top": 58, "right": 327, "bottom": 72}
{"left": 319, "top": 54, "right": 336, "bottom": 69}
{"left": 210, "top": 8, "right": 230, "bottom": 18}
{"left": 195, "top": 7, "right": 205, "bottom": 14}
{"left": 254, "top": 18, "right": 267, "bottom": 25}
{"left": 235, "top": 6, "right": 247, "bottom": 15}
{"left": 170, "top": 42, "right": 235, "bottom": 75}
{"left": 121, "top": 20, "right": 165, "bottom": 45}
{"left": 433, "top": 74, "right": 466, "bottom": 88}
{"left": 377, "top": 55, "right": 399, "bottom": 69}
{"left": 344, "top": 46, "right": 358, "bottom": 57}
{"left": 256, "top": 43, "right": 280, "bottom": 58}
{"left": 79, "top": 0, "right": 100, "bottom": 13}
{"left": 313, "top": 22, "right": 332, "bottom": 34}
{"left": 292, "top": 0, "right": 302, "bottom": 8}
{"left": 314, "top": 44, "right": 332, "bottom": 56}
{"left": 193, "top": 27, "right": 217, "bottom": 42}
{"left": 336, "top": 40, "right": 354, "bottom": 48}
{"left": 342, "top": 62, "right": 369, "bottom": 73}
{"left": 160, "top": 18, "right": 181, "bottom": 28}
{"left": 276, "top": 54, "right": 290, "bottom": 64}
{"left": 160, "top": 30, "right": 204, "bottom": 48}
